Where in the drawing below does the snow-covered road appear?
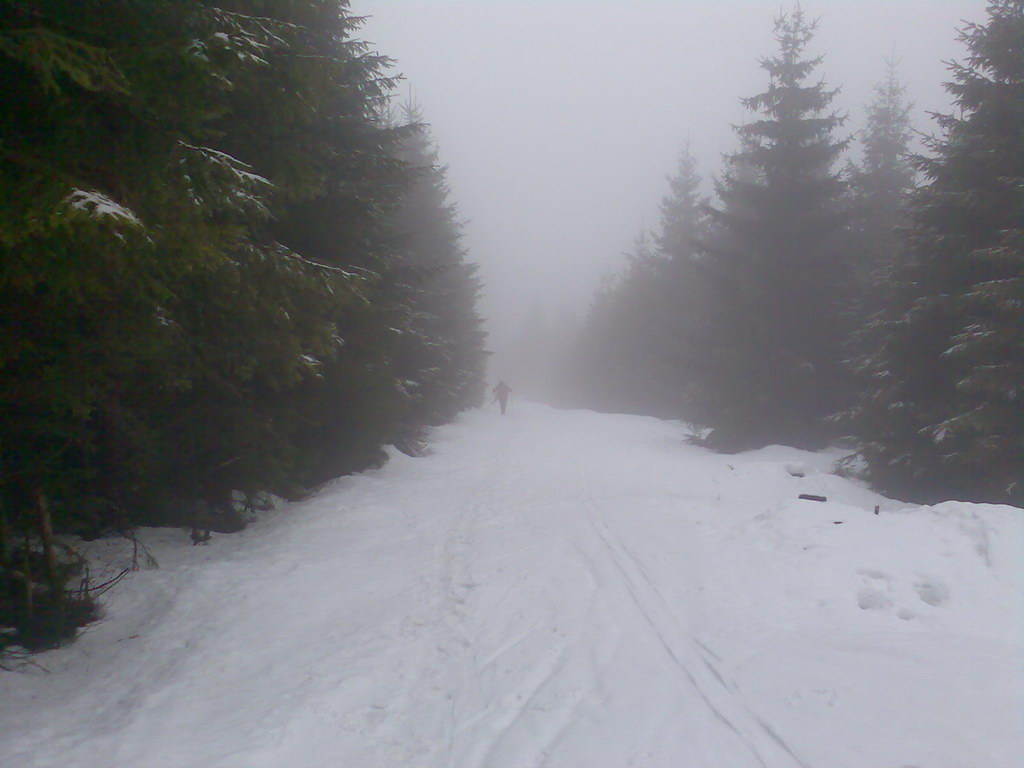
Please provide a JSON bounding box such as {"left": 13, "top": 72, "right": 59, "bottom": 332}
{"left": 2, "top": 404, "right": 1022, "bottom": 767}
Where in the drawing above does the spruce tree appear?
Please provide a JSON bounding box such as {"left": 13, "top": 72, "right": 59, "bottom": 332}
{"left": 0, "top": 0, "right": 297, "bottom": 646}
{"left": 570, "top": 145, "right": 710, "bottom": 418}
{"left": 388, "top": 108, "right": 487, "bottom": 432}
{"left": 0, "top": 1, "right": 303, "bottom": 517}
{"left": 847, "top": 57, "right": 917, "bottom": 307}
{"left": 690, "top": 6, "right": 850, "bottom": 450}
{"left": 159, "top": 0, "right": 410, "bottom": 500}
{"left": 658, "top": 146, "right": 709, "bottom": 266}
{"left": 574, "top": 232, "right": 667, "bottom": 415}
{"left": 0, "top": 0, "right": 417, "bottom": 646}
{"left": 850, "top": 0, "right": 1024, "bottom": 505}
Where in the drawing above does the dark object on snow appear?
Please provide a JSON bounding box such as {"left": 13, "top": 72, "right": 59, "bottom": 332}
{"left": 190, "top": 527, "right": 211, "bottom": 545}
{"left": 798, "top": 494, "right": 828, "bottom": 502}
{"left": 393, "top": 435, "right": 427, "bottom": 458}
{"left": 833, "top": 521, "right": 843, "bottom": 525}
{"left": 874, "top": 505, "right": 880, "bottom": 515}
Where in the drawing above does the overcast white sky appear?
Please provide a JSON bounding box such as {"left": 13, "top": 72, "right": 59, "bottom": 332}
{"left": 356, "top": 0, "right": 986, "bottom": 354}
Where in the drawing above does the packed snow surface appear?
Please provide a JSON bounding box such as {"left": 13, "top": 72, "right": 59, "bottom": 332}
{"left": 2, "top": 403, "right": 1022, "bottom": 767}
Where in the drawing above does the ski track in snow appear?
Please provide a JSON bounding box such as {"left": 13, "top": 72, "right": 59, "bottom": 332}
{"left": 2, "top": 403, "right": 1022, "bottom": 768}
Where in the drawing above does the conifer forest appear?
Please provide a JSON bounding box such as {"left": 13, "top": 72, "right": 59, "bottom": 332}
{"left": 569, "top": 2, "right": 1022, "bottom": 507}
{"left": 1, "top": 0, "right": 487, "bottom": 649}
{"left": 1, "top": 0, "right": 1021, "bottom": 658}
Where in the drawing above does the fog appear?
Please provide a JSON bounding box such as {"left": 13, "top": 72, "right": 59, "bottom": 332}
{"left": 357, "top": 0, "right": 984, "bottom": 370}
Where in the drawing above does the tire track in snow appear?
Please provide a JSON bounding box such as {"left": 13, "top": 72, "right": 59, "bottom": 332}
{"left": 583, "top": 496, "right": 812, "bottom": 768}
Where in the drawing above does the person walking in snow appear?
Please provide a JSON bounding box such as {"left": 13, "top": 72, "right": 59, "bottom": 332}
{"left": 493, "top": 381, "right": 512, "bottom": 415}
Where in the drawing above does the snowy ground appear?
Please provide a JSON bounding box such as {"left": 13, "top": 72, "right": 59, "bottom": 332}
{"left": 2, "top": 403, "right": 1022, "bottom": 768}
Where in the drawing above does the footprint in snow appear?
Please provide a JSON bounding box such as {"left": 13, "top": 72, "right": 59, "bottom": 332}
{"left": 914, "top": 579, "right": 950, "bottom": 607}
{"left": 854, "top": 569, "right": 939, "bottom": 619}
{"left": 857, "top": 568, "right": 888, "bottom": 580}
{"left": 857, "top": 587, "right": 891, "bottom": 610}
{"left": 856, "top": 570, "right": 895, "bottom": 612}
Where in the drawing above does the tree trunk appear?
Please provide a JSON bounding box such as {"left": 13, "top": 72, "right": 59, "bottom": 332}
{"left": 21, "top": 529, "right": 33, "bottom": 616}
{"left": 0, "top": 500, "right": 11, "bottom": 607}
{"left": 34, "top": 491, "right": 63, "bottom": 600}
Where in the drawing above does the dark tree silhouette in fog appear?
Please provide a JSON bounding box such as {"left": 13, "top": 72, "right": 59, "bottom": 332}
{"left": 846, "top": 57, "right": 918, "bottom": 314}
{"left": 848, "top": 0, "right": 1024, "bottom": 505}
{"left": 687, "top": 6, "right": 851, "bottom": 450}
{"left": 572, "top": 147, "right": 709, "bottom": 418}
